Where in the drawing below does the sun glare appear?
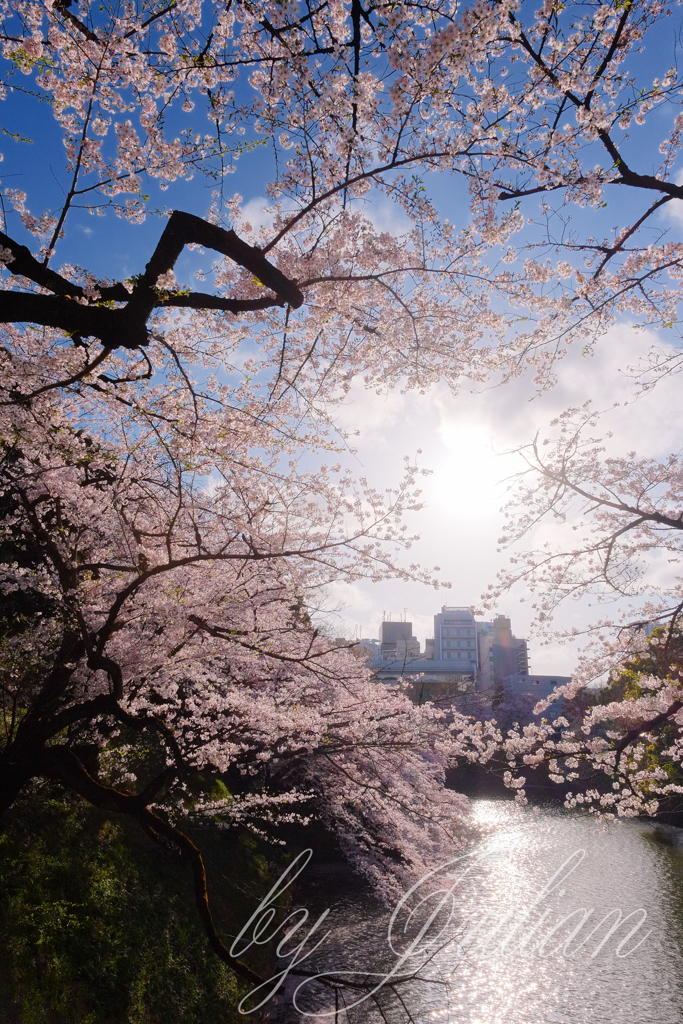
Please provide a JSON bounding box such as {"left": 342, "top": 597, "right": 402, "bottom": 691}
{"left": 430, "top": 423, "right": 511, "bottom": 516}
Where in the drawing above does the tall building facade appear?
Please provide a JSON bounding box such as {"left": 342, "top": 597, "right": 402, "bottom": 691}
{"left": 474, "top": 614, "right": 529, "bottom": 692}
{"left": 433, "top": 607, "right": 479, "bottom": 668}
{"left": 360, "top": 606, "right": 568, "bottom": 715}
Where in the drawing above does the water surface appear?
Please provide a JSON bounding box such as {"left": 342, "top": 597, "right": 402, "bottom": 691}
{"left": 280, "top": 801, "right": 683, "bottom": 1024}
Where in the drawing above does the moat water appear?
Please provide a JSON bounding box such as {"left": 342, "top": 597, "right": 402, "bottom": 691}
{"left": 266, "top": 801, "right": 683, "bottom": 1024}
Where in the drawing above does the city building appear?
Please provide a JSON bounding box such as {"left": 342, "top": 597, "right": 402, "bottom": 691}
{"left": 500, "top": 673, "right": 571, "bottom": 721}
{"left": 359, "top": 610, "right": 476, "bottom": 694}
{"left": 475, "top": 614, "right": 529, "bottom": 691}
{"left": 378, "top": 620, "right": 421, "bottom": 661}
{"left": 432, "top": 607, "right": 479, "bottom": 668}
{"left": 360, "top": 606, "right": 563, "bottom": 708}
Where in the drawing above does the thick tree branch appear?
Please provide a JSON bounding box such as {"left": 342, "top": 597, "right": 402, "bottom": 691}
{"left": 54, "top": 0, "right": 100, "bottom": 43}
{"left": 129, "top": 211, "right": 304, "bottom": 314}
{"left": 0, "top": 211, "right": 304, "bottom": 351}
{"left": 0, "top": 231, "right": 128, "bottom": 301}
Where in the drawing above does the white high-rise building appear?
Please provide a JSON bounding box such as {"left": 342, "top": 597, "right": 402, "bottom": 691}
{"left": 432, "top": 606, "right": 479, "bottom": 669}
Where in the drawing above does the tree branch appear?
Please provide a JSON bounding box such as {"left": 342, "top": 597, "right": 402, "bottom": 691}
{"left": 0, "top": 211, "right": 304, "bottom": 351}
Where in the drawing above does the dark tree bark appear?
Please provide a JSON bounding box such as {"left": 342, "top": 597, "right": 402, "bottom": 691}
{"left": 0, "top": 211, "right": 304, "bottom": 350}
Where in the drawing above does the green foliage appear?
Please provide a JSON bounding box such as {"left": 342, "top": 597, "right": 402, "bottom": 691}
{"left": 0, "top": 788, "right": 249, "bottom": 1024}
{"left": 606, "top": 624, "right": 683, "bottom": 697}
{"left": 593, "top": 626, "right": 683, "bottom": 798}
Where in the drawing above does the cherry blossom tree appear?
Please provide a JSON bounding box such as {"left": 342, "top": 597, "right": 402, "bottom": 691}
{"left": 0, "top": 0, "right": 515, "bottom": 407}
{"left": 482, "top": 405, "right": 683, "bottom": 817}
{"left": 5, "top": 2, "right": 683, "bottom": 997}
{"left": 0, "top": 0, "right": 514, "bottom": 1002}
{"left": 3, "top": 0, "right": 683, "bottom": 385}
{"left": 1, "top": 358, "right": 506, "bottom": 996}
{"left": 440, "top": 0, "right": 683, "bottom": 384}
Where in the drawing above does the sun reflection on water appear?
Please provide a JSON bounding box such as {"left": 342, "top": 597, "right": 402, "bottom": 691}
{"left": 295, "top": 801, "right": 683, "bottom": 1024}
{"left": 397, "top": 802, "right": 683, "bottom": 1024}
{"left": 393, "top": 802, "right": 683, "bottom": 1019}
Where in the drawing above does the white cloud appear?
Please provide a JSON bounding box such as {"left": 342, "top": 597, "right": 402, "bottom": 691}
{"left": 236, "top": 196, "right": 275, "bottom": 235}
{"left": 349, "top": 191, "right": 412, "bottom": 236}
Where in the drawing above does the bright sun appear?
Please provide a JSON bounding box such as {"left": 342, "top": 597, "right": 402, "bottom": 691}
{"left": 430, "top": 422, "right": 512, "bottom": 517}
